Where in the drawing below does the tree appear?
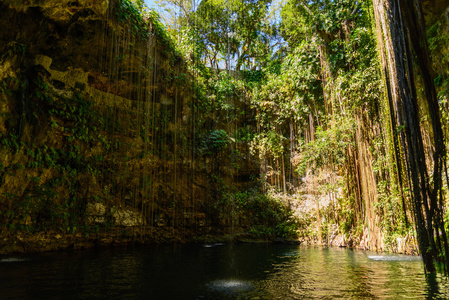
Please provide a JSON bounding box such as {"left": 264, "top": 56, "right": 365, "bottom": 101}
{"left": 192, "top": 0, "right": 281, "bottom": 71}
{"left": 373, "top": 0, "right": 448, "bottom": 273}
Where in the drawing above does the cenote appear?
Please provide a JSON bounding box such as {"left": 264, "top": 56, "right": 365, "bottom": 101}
{"left": 1, "top": 244, "right": 449, "bottom": 299}
{"left": 3, "top": 0, "right": 449, "bottom": 296}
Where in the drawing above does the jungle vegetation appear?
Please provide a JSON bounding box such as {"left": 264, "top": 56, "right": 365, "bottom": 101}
{"left": 150, "top": 0, "right": 449, "bottom": 273}
{"left": 0, "top": 0, "right": 448, "bottom": 274}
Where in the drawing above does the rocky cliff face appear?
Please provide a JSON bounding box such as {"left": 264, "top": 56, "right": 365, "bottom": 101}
{"left": 0, "top": 0, "right": 258, "bottom": 253}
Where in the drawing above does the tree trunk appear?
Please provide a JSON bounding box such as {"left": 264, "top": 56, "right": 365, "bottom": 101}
{"left": 373, "top": 0, "right": 448, "bottom": 273}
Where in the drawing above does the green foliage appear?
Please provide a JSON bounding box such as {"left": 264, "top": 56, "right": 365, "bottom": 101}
{"left": 234, "top": 127, "right": 255, "bottom": 142}
{"left": 241, "top": 70, "right": 264, "bottom": 84}
{"left": 199, "top": 129, "right": 232, "bottom": 155}
{"left": 250, "top": 130, "right": 286, "bottom": 160}
{"left": 0, "top": 42, "right": 27, "bottom": 61}
{"left": 1, "top": 133, "right": 21, "bottom": 153}
{"left": 194, "top": 0, "right": 276, "bottom": 70}
{"left": 427, "top": 20, "right": 448, "bottom": 55}
{"left": 209, "top": 71, "right": 244, "bottom": 106}
{"left": 115, "top": 0, "right": 149, "bottom": 38}
{"left": 251, "top": 39, "right": 323, "bottom": 131}
{"left": 148, "top": 10, "right": 181, "bottom": 57}
{"left": 296, "top": 117, "right": 355, "bottom": 176}
{"left": 114, "top": 0, "right": 182, "bottom": 59}
{"left": 217, "top": 190, "right": 299, "bottom": 239}
{"left": 130, "top": 0, "right": 145, "bottom": 11}
{"left": 427, "top": 19, "right": 449, "bottom": 140}
{"left": 161, "top": 0, "right": 280, "bottom": 71}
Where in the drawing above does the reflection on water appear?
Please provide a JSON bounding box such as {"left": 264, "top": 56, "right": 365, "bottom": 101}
{"left": 202, "top": 243, "right": 226, "bottom": 248}
{"left": 258, "top": 247, "right": 448, "bottom": 299}
{"left": 367, "top": 254, "right": 422, "bottom": 261}
{"left": 0, "top": 257, "right": 29, "bottom": 263}
{"left": 0, "top": 244, "right": 448, "bottom": 299}
{"left": 206, "top": 279, "right": 254, "bottom": 298}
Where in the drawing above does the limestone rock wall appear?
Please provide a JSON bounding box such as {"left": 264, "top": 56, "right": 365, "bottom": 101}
{"left": 0, "top": 0, "right": 251, "bottom": 250}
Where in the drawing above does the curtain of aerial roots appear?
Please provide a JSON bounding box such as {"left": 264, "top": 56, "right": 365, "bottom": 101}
{"left": 356, "top": 112, "right": 383, "bottom": 250}
{"left": 373, "top": 0, "right": 449, "bottom": 273}
{"left": 98, "top": 0, "right": 193, "bottom": 240}
{"left": 320, "top": 33, "right": 383, "bottom": 248}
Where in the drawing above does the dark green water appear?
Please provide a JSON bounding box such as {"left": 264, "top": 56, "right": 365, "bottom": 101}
{"left": 0, "top": 243, "right": 448, "bottom": 299}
